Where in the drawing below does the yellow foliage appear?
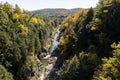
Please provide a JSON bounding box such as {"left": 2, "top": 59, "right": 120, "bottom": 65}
{"left": 13, "top": 13, "right": 20, "bottom": 21}
{"left": 91, "top": 26, "right": 98, "bottom": 31}
{"left": 59, "top": 36, "right": 69, "bottom": 45}
{"left": 95, "top": 18, "right": 101, "bottom": 23}
{"left": 20, "top": 14, "right": 29, "bottom": 20}
{"left": 111, "top": 42, "right": 117, "bottom": 48}
{"left": 116, "top": 42, "right": 120, "bottom": 48}
{"left": 59, "top": 36, "right": 65, "bottom": 45}
{"left": 26, "top": 53, "right": 38, "bottom": 72}
{"left": 30, "top": 18, "right": 38, "bottom": 24}
{"left": 63, "top": 23, "right": 68, "bottom": 27}
{"left": 103, "top": 63, "right": 112, "bottom": 70}
{"left": 61, "top": 9, "right": 88, "bottom": 28}
{"left": 62, "top": 16, "right": 71, "bottom": 25}
{"left": 30, "top": 17, "right": 45, "bottom": 26}
{"left": 38, "top": 19, "right": 45, "bottom": 25}
{"left": 79, "top": 51, "right": 98, "bottom": 65}
{"left": 72, "top": 12, "right": 81, "bottom": 22}
{"left": 99, "top": 76, "right": 112, "bottom": 80}
{"left": 18, "top": 24, "right": 29, "bottom": 36}
{"left": 13, "top": 13, "right": 30, "bottom": 22}
{"left": 111, "top": 42, "right": 120, "bottom": 49}
{"left": 73, "top": 9, "right": 88, "bottom": 22}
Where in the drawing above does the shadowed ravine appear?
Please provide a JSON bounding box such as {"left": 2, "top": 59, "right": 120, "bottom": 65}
{"left": 39, "top": 27, "right": 60, "bottom": 80}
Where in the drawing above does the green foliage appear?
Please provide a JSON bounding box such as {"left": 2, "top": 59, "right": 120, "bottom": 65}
{"left": 0, "top": 65, "right": 13, "bottom": 80}
{"left": 58, "top": 0, "right": 120, "bottom": 80}
{"left": 2, "top": 2, "right": 13, "bottom": 17}
{"left": 75, "top": 8, "right": 94, "bottom": 33}
{"left": 0, "top": 2, "right": 56, "bottom": 80}
{"left": 57, "top": 55, "right": 79, "bottom": 80}
{"left": 59, "top": 34, "right": 76, "bottom": 57}
{"left": 0, "top": 0, "right": 120, "bottom": 80}
{"left": 77, "top": 52, "right": 99, "bottom": 80}
{"left": 93, "top": 0, "right": 120, "bottom": 38}
{"left": 14, "top": 4, "right": 21, "bottom": 13}
{"left": 31, "top": 8, "right": 81, "bottom": 16}
{"left": 93, "top": 42, "right": 120, "bottom": 80}
{"left": 17, "top": 53, "right": 39, "bottom": 80}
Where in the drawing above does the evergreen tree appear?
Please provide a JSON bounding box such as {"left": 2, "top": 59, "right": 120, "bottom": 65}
{"left": 57, "top": 55, "right": 79, "bottom": 80}
{"left": 0, "top": 2, "right": 56, "bottom": 80}
{"left": 14, "top": 4, "right": 21, "bottom": 13}
{"left": 93, "top": 42, "right": 120, "bottom": 80}
{"left": 0, "top": 65, "right": 13, "bottom": 80}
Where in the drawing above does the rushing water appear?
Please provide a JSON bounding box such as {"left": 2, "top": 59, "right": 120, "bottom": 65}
{"left": 50, "top": 28, "right": 60, "bottom": 55}
{"left": 39, "top": 27, "right": 60, "bottom": 80}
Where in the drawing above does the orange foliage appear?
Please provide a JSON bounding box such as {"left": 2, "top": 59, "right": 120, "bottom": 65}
{"left": 61, "top": 9, "right": 88, "bottom": 27}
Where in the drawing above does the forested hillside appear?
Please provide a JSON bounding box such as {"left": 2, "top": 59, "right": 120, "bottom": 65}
{"left": 0, "top": 0, "right": 120, "bottom": 80}
{"left": 56, "top": 0, "right": 120, "bottom": 80}
{"left": 31, "top": 8, "right": 82, "bottom": 25}
{"left": 0, "top": 2, "right": 57, "bottom": 80}
{"left": 31, "top": 8, "right": 81, "bottom": 16}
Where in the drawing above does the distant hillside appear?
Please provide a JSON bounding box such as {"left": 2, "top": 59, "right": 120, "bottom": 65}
{"left": 30, "top": 8, "right": 82, "bottom": 16}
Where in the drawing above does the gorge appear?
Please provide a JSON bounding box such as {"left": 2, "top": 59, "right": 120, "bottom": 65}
{"left": 39, "top": 27, "right": 60, "bottom": 80}
{"left": 0, "top": 0, "right": 120, "bottom": 80}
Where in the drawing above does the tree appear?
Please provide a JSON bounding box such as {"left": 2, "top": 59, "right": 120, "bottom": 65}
{"left": 0, "top": 2, "right": 56, "bottom": 80}
{"left": 93, "top": 42, "right": 120, "bottom": 80}
{"left": 0, "top": 65, "right": 13, "bottom": 80}
{"left": 57, "top": 55, "right": 79, "bottom": 80}
{"left": 14, "top": 4, "right": 21, "bottom": 13}
{"left": 77, "top": 51, "right": 99, "bottom": 80}
{"left": 2, "top": 2, "right": 13, "bottom": 17}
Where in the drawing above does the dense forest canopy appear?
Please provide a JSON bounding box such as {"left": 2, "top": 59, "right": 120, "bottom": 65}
{"left": 0, "top": 0, "right": 120, "bottom": 80}
{"left": 30, "top": 8, "right": 82, "bottom": 25}
{"left": 31, "top": 8, "right": 82, "bottom": 16}
{"left": 0, "top": 2, "right": 58, "bottom": 80}
{"left": 56, "top": 0, "right": 120, "bottom": 80}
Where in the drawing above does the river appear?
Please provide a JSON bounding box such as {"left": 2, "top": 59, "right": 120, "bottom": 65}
{"left": 50, "top": 27, "right": 60, "bottom": 55}
{"left": 39, "top": 27, "right": 60, "bottom": 80}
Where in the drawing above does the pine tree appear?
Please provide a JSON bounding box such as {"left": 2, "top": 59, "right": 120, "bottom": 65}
{"left": 14, "top": 4, "right": 21, "bottom": 13}
{"left": 93, "top": 42, "right": 120, "bottom": 80}
{"left": 57, "top": 55, "right": 79, "bottom": 80}
{"left": 0, "top": 65, "right": 13, "bottom": 80}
